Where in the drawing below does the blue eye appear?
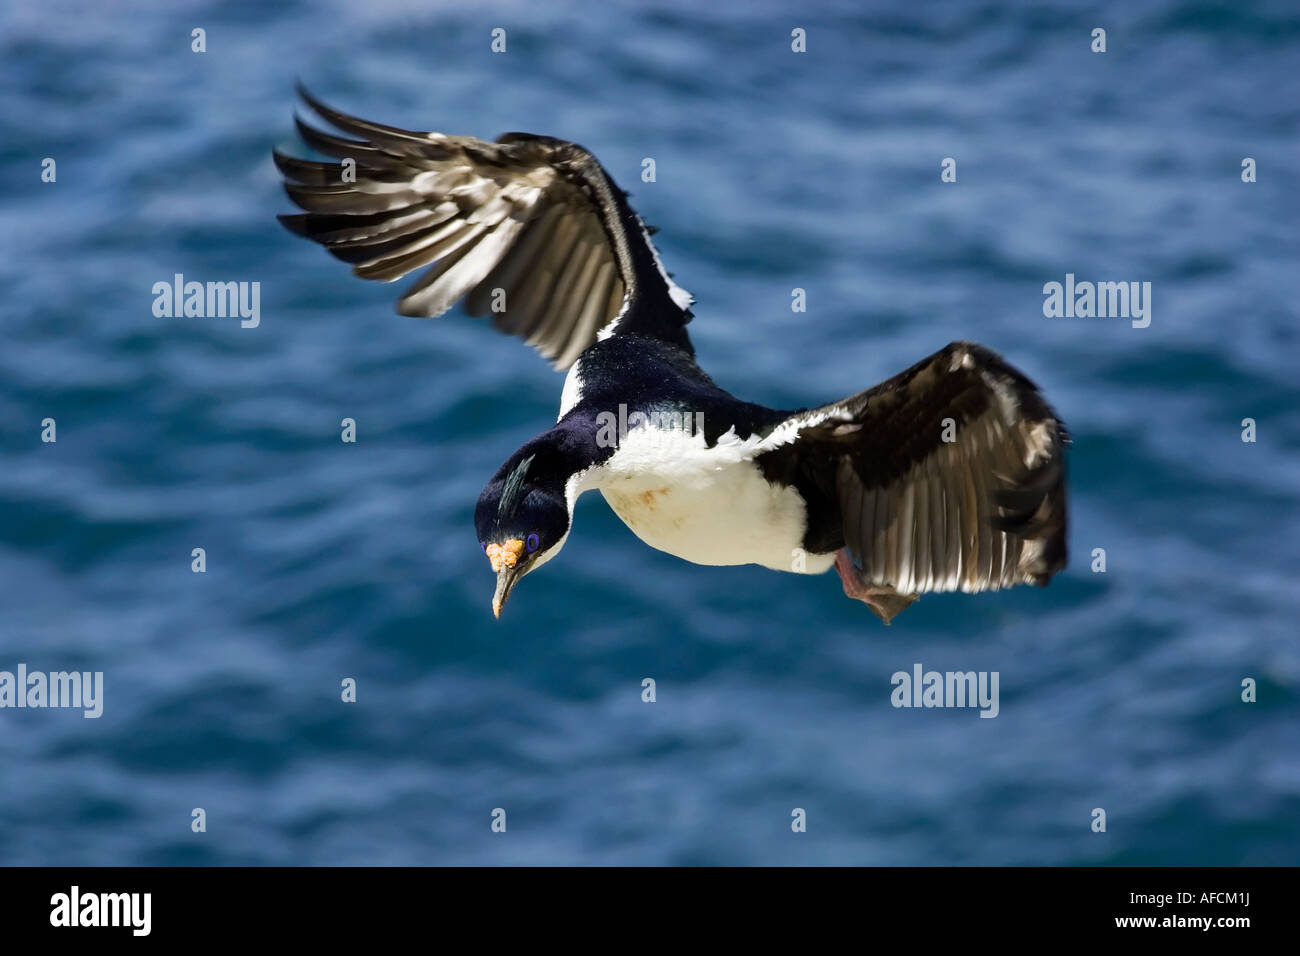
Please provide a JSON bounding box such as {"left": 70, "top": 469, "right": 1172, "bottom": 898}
{"left": 526, "top": 533, "right": 540, "bottom": 552}
{"left": 480, "top": 541, "right": 488, "bottom": 552}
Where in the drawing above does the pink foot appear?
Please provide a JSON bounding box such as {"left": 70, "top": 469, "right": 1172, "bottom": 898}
{"left": 834, "top": 548, "right": 918, "bottom": 625}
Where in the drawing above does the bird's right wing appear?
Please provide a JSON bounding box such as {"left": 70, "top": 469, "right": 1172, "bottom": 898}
{"left": 757, "top": 342, "right": 1069, "bottom": 594}
{"left": 274, "top": 85, "right": 695, "bottom": 370}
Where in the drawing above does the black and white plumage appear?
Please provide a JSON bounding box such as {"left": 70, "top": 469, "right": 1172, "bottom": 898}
{"left": 275, "top": 84, "right": 692, "bottom": 369}
{"left": 276, "top": 87, "right": 1069, "bottom": 622}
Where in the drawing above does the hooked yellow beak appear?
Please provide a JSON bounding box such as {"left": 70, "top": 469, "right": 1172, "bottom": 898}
{"left": 486, "top": 539, "right": 526, "bottom": 619}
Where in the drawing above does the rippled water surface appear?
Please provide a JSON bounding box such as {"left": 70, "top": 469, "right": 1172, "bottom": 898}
{"left": 1, "top": 0, "right": 1297, "bottom": 864}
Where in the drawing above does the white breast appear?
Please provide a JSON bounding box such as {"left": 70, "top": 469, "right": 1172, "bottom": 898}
{"left": 588, "top": 424, "right": 834, "bottom": 574}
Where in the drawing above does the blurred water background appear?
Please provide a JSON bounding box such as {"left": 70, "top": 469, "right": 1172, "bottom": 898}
{"left": 1, "top": 0, "right": 1297, "bottom": 864}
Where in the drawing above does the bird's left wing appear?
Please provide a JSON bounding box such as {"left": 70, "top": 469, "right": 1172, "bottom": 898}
{"left": 275, "top": 85, "right": 694, "bottom": 369}
{"left": 757, "top": 341, "right": 1069, "bottom": 594}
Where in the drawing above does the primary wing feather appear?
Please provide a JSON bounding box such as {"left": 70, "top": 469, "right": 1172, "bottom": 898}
{"left": 275, "top": 85, "right": 693, "bottom": 369}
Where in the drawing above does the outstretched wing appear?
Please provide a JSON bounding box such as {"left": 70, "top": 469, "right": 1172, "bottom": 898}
{"left": 758, "top": 341, "right": 1068, "bottom": 594}
{"left": 275, "top": 84, "right": 694, "bottom": 369}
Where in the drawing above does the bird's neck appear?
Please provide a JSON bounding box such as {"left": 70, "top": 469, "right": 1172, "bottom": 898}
{"left": 514, "top": 417, "right": 606, "bottom": 505}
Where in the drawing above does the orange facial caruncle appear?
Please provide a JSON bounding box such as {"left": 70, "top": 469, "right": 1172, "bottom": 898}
{"left": 485, "top": 539, "right": 525, "bottom": 573}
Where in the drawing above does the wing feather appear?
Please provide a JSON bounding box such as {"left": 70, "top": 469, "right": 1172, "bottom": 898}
{"left": 757, "top": 341, "right": 1068, "bottom": 597}
{"left": 276, "top": 85, "right": 694, "bottom": 370}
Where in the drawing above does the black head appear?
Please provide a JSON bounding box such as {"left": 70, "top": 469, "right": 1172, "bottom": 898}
{"left": 474, "top": 450, "right": 572, "bottom": 618}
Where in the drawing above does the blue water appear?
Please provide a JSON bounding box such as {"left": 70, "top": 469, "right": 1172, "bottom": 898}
{"left": 1, "top": 0, "right": 1297, "bottom": 865}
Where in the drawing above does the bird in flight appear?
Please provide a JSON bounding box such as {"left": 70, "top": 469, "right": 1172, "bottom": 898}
{"left": 274, "top": 86, "right": 1069, "bottom": 623}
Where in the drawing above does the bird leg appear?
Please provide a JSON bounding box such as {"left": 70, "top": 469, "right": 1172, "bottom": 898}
{"left": 834, "top": 549, "right": 918, "bottom": 625}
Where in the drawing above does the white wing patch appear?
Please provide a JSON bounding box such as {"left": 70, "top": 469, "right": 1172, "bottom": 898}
{"left": 597, "top": 218, "right": 693, "bottom": 341}
{"left": 640, "top": 220, "right": 695, "bottom": 313}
